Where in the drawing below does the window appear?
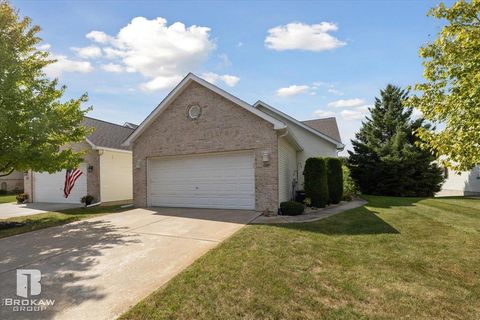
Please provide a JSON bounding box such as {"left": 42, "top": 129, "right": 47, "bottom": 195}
{"left": 443, "top": 167, "right": 449, "bottom": 179}
{"left": 1, "top": 182, "right": 7, "bottom": 191}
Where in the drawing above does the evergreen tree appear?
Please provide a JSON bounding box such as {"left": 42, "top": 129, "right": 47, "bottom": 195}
{"left": 347, "top": 85, "right": 444, "bottom": 196}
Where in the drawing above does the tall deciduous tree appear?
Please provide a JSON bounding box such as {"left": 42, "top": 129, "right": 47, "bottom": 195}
{"left": 410, "top": 0, "right": 480, "bottom": 171}
{"left": 0, "top": 1, "right": 91, "bottom": 176}
{"left": 348, "top": 85, "right": 444, "bottom": 197}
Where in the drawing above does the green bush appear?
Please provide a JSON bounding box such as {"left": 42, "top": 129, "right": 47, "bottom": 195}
{"left": 280, "top": 201, "right": 305, "bottom": 216}
{"left": 326, "top": 158, "right": 343, "bottom": 204}
{"left": 15, "top": 193, "right": 28, "bottom": 204}
{"left": 342, "top": 164, "right": 358, "bottom": 200}
{"left": 81, "top": 195, "right": 95, "bottom": 206}
{"left": 303, "top": 157, "right": 329, "bottom": 208}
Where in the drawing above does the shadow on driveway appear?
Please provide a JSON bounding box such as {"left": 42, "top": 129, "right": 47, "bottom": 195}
{"left": 0, "top": 207, "right": 258, "bottom": 320}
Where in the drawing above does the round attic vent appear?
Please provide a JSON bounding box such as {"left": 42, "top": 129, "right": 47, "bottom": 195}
{"left": 188, "top": 105, "right": 202, "bottom": 120}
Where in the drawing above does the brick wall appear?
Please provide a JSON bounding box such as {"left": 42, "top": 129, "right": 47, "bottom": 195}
{"left": 132, "top": 82, "right": 279, "bottom": 213}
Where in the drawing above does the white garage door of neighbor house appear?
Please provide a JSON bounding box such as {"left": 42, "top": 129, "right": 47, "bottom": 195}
{"left": 33, "top": 163, "right": 87, "bottom": 204}
{"left": 148, "top": 152, "right": 255, "bottom": 210}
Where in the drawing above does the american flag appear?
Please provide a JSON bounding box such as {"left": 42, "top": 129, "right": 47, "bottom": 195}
{"left": 64, "top": 168, "right": 83, "bottom": 198}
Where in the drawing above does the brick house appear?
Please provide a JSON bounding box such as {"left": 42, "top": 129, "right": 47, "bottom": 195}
{"left": 0, "top": 171, "right": 24, "bottom": 193}
{"left": 123, "top": 73, "right": 344, "bottom": 214}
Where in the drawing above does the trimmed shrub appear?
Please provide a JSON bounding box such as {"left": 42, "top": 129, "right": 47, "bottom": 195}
{"left": 15, "top": 193, "right": 28, "bottom": 204}
{"left": 326, "top": 158, "right": 343, "bottom": 204}
{"left": 81, "top": 195, "right": 95, "bottom": 206}
{"left": 280, "top": 201, "right": 305, "bottom": 216}
{"left": 303, "top": 157, "right": 329, "bottom": 208}
{"left": 342, "top": 164, "right": 358, "bottom": 200}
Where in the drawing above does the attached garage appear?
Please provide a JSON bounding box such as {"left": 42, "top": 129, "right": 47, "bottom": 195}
{"left": 148, "top": 152, "right": 255, "bottom": 209}
{"left": 125, "top": 73, "right": 343, "bottom": 213}
{"left": 25, "top": 117, "right": 135, "bottom": 205}
{"left": 33, "top": 163, "right": 87, "bottom": 204}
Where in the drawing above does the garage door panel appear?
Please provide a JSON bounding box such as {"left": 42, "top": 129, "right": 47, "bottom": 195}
{"left": 148, "top": 152, "right": 255, "bottom": 209}
{"left": 34, "top": 163, "right": 87, "bottom": 204}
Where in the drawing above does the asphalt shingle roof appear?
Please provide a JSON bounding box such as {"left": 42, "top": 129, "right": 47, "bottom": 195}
{"left": 302, "top": 118, "right": 342, "bottom": 143}
{"left": 82, "top": 117, "right": 135, "bottom": 151}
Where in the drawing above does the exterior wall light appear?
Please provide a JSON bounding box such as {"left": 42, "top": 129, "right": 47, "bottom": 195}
{"left": 262, "top": 151, "right": 270, "bottom": 164}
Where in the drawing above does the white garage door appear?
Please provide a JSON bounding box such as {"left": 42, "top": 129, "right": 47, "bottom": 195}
{"left": 34, "top": 163, "right": 87, "bottom": 204}
{"left": 148, "top": 152, "right": 255, "bottom": 209}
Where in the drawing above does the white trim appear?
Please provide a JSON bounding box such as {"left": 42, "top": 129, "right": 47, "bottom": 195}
{"left": 254, "top": 100, "right": 345, "bottom": 150}
{"left": 123, "top": 73, "right": 286, "bottom": 146}
{"left": 93, "top": 146, "right": 132, "bottom": 154}
{"left": 278, "top": 128, "right": 303, "bottom": 151}
{"left": 85, "top": 138, "right": 96, "bottom": 148}
{"left": 86, "top": 137, "right": 131, "bottom": 153}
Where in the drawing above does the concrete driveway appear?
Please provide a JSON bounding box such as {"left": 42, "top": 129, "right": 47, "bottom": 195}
{"left": 0, "top": 203, "right": 82, "bottom": 219}
{"left": 0, "top": 207, "right": 259, "bottom": 320}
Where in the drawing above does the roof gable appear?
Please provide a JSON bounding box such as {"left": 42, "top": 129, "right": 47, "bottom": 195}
{"left": 254, "top": 101, "right": 344, "bottom": 149}
{"left": 302, "top": 118, "right": 341, "bottom": 142}
{"left": 82, "top": 117, "right": 134, "bottom": 151}
{"left": 123, "top": 73, "right": 286, "bottom": 146}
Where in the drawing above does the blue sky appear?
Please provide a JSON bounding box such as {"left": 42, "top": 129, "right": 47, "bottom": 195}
{"left": 13, "top": 0, "right": 452, "bottom": 154}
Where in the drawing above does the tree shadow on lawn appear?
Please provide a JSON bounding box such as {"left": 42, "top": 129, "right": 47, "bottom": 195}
{"left": 275, "top": 206, "right": 400, "bottom": 236}
{"left": 360, "top": 195, "right": 423, "bottom": 209}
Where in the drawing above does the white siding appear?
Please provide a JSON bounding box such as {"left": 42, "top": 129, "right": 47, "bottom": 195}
{"left": 437, "top": 166, "right": 480, "bottom": 196}
{"left": 99, "top": 150, "right": 133, "bottom": 202}
{"left": 257, "top": 106, "right": 338, "bottom": 188}
{"left": 278, "top": 138, "right": 298, "bottom": 203}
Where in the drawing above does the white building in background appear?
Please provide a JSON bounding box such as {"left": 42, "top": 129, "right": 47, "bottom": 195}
{"left": 437, "top": 166, "right": 480, "bottom": 197}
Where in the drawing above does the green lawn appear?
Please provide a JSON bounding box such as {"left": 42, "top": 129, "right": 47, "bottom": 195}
{"left": 0, "top": 194, "right": 16, "bottom": 204}
{"left": 121, "top": 196, "right": 480, "bottom": 320}
{"left": 0, "top": 205, "right": 127, "bottom": 238}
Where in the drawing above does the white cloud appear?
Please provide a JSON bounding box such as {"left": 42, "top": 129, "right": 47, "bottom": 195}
{"left": 355, "top": 105, "right": 371, "bottom": 113}
{"left": 340, "top": 105, "right": 371, "bottom": 121}
{"left": 71, "top": 45, "right": 102, "bottom": 58}
{"left": 340, "top": 110, "right": 366, "bottom": 121}
{"left": 140, "top": 75, "right": 183, "bottom": 92}
{"left": 411, "top": 108, "right": 423, "bottom": 119}
{"left": 265, "top": 22, "right": 346, "bottom": 51}
{"left": 313, "top": 110, "right": 335, "bottom": 118}
{"left": 44, "top": 54, "right": 93, "bottom": 77}
{"left": 217, "top": 54, "right": 232, "bottom": 68}
{"left": 103, "top": 47, "right": 127, "bottom": 59}
{"left": 86, "top": 31, "right": 113, "bottom": 44}
{"left": 201, "top": 72, "right": 240, "bottom": 87}
{"left": 276, "top": 85, "right": 310, "bottom": 97}
{"left": 327, "top": 98, "right": 366, "bottom": 108}
{"left": 85, "top": 17, "right": 215, "bottom": 91}
{"left": 38, "top": 43, "right": 51, "bottom": 50}
{"left": 101, "top": 63, "right": 124, "bottom": 73}
{"left": 327, "top": 88, "right": 344, "bottom": 96}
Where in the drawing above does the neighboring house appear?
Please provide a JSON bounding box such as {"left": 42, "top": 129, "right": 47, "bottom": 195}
{"left": 123, "top": 73, "right": 344, "bottom": 213}
{"left": 437, "top": 166, "right": 480, "bottom": 196}
{"left": 0, "top": 171, "right": 24, "bottom": 193}
{"left": 24, "top": 117, "right": 135, "bottom": 205}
